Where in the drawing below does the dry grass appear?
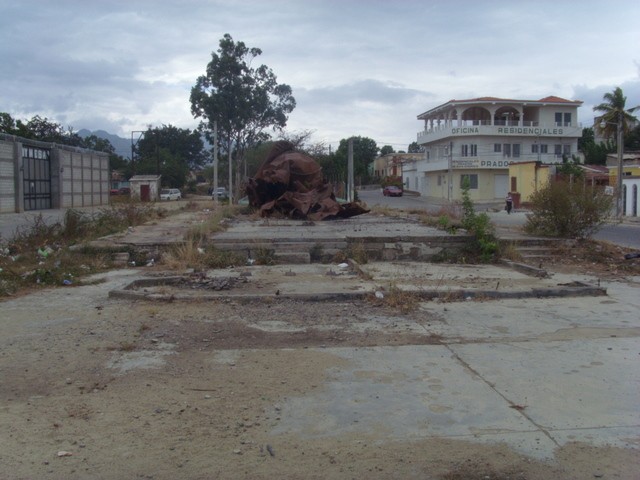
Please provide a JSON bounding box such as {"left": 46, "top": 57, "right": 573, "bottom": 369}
{"left": 369, "top": 281, "right": 419, "bottom": 314}
{"left": 161, "top": 240, "right": 243, "bottom": 270}
{"left": 500, "top": 243, "right": 523, "bottom": 262}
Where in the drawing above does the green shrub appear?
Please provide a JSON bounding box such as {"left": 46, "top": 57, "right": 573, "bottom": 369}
{"left": 460, "top": 178, "right": 498, "bottom": 261}
{"left": 524, "top": 180, "right": 613, "bottom": 238}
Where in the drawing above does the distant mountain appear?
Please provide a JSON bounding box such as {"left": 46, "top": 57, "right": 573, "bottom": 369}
{"left": 77, "top": 129, "right": 131, "bottom": 159}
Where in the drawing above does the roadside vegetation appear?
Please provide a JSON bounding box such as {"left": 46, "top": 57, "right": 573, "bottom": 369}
{"left": 0, "top": 204, "right": 169, "bottom": 297}
{"left": 524, "top": 179, "right": 613, "bottom": 238}
{"left": 0, "top": 199, "right": 247, "bottom": 298}
{"left": 412, "top": 180, "right": 499, "bottom": 264}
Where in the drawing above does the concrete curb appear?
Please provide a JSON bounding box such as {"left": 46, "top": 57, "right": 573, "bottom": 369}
{"left": 108, "top": 276, "right": 606, "bottom": 303}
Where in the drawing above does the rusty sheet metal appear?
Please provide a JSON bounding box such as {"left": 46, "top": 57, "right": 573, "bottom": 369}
{"left": 246, "top": 141, "right": 369, "bottom": 220}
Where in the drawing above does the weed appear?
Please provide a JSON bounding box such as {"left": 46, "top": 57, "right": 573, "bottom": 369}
{"left": 370, "top": 281, "right": 419, "bottom": 313}
{"left": 459, "top": 178, "right": 499, "bottom": 262}
{"left": 309, "top": 243, "right": 324, "bottom": 262}
{"left": 0, "top": 204, "right": 168, "bottom": 298}
{"left": 346, "top": 240, "right": 368, "bottom": 264}
{"left": 500, "top": 243, "right": 522, "bottom": 262}
{"left": 161, "top": 241, "right": 242, "bottom": 270}
{"left": 254, "top": 247, "right": 276, "bottom": 265}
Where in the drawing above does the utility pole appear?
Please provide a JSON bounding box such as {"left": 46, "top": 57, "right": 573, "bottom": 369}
{"left": 228, "top": 140, "right": 233, "bottom": 204}
{"left": 347, "top": 138, "right": 354, "bottom": 202}
{"left": 616, "top": 111, "right": 624, "bottom": 219}
{"left": 213, "top": 120, "right": 219, "bottom": 204}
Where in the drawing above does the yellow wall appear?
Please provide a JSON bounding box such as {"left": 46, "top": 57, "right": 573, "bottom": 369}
{"left": 509, "top": 162, "right": 550, "bottom": 202}
{"left": 609, "top": 165, "right": 640, "bottom": 184}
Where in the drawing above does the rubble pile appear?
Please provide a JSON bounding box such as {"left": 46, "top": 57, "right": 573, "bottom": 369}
{"left": 245, "top": 141, "right": 369, "bottom": 220}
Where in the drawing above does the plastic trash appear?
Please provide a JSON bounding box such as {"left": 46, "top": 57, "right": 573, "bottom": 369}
{"left": 63, "top": 279, "right": 72, "bottom": 286}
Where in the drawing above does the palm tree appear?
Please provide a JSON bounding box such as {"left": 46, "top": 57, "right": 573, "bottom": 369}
{"left": 593, "top": 87, "right": 639, "bottom": 139}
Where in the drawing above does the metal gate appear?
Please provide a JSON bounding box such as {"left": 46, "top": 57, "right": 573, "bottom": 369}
{"left": 22, "top": 146, "right": 52, "bottom": 210}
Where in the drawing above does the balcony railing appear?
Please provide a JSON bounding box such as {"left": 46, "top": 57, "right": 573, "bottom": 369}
{"left": 417, "top": 122, "right": 583, "bottom": 144}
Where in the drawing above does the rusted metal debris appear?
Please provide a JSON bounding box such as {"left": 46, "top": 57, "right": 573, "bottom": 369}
{"left": 245, "top": 141, "right": 369, "bottom": 220}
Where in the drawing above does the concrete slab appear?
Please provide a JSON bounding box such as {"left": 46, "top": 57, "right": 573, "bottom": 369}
{"left": 270, "top": 345, "right": 559, "bottom": 459}
{"left": 451, "top": 337, "right": 640, "bottom": 450}
{"left": 419, "top": 294, "right": 640, "bottom": 342}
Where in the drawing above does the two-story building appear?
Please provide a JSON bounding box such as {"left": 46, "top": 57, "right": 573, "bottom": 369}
{"left": 409, "top": 96, "right": 583, "bottom": 203}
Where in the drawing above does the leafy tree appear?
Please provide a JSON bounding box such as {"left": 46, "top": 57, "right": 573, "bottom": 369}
{"left": 80, "top": 134, "right": 116, "bottom": 154}
{"left": 593, "top": 87, "right": 639, "bottom": 140}
{"left": 136, "top": 124, "right": 206, "bottom": 169}
{"left": 524, "top": 180, "right": 612, "bottom": 238}
{"left": 407, "top": 141, "right": 422, "bottom": 153}
{"left": 134, "top": 147, "right": 188, "bottom": 188}
{"left": 190, "top": 33, "right": 296, "bottom": 199}
{"left": 333, "top": 136, "right": 378, "bottom": 184}
{"left": 625, "top": 124, "right": 640, "bottom": 150}
{"left": 380, "top": 145, "right": 395, "bottom": 155}
{"left": 0, "top": 112, "right": 18, "bottom": 134}
{"left": 578, "top": 127, "right": 615, "bottom": 165}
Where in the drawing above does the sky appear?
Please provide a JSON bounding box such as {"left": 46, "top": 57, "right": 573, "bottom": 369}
{"left": 1, "top": 0, "right": 639, "bottom": 153}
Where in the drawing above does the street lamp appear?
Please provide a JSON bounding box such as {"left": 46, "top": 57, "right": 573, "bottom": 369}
{"left": 600, "top": 113, "right": 624, "bottom": 220}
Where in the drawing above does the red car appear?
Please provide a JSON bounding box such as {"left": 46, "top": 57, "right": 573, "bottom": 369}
{"left": 382, "top": 185, "right": 403, "bottom": 197}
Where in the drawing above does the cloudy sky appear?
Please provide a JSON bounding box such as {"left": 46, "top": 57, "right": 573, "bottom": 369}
{"left": 1, "top": 0, "right": 639, "bottom": 153}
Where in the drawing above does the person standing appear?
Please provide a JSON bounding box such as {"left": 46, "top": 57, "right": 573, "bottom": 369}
{"left": 505, "top": 193, "right": 513, "bottom": 214}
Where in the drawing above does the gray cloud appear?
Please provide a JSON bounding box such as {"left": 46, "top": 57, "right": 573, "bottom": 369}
{"left": 1, "top": 0, "right": 639, "bottom": 149}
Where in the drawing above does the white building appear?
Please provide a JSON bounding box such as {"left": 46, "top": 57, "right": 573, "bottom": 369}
{"left": 409, "top": 96, "right": 583, "bottom": 202}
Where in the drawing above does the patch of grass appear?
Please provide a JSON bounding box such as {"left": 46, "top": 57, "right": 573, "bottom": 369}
{"left": 253, "top": 247, "right": 276, "bottom": 265}
{"left": 345, "top": 240, "right": 368, "bottom": 264}
{"left": 0, "top": 204, "right": 168, "bottom": 298}
{"left": 500, "top": 242, "right": 523, "bottom": 262}
{"left": 161, "top": 240, "right": 243, "bottom": 270}
{"left": 369, "top": 281, "right": 419, "bottom": 314}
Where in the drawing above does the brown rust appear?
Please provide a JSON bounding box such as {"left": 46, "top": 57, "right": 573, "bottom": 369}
{"left": 245, "top": 141, "right": 369, "bottom": 220}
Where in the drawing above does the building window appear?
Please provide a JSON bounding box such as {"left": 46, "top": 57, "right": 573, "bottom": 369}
{"left": 540, "top": 144, "right": 548, "bottom": 154}
{"left": 554, "top": 144, "right": 562, "bottom": 156}
{"left": 494, "top": 144, "right": 501, "bottom": 153}
{"left": 531, "top": 144, "right": 538, "bottom": 154}
{"left": 555, "top": 112, "right": 562, "bottom": 126}
{"left": 563, "top": 144, "right": 571, "bottom": 156}
{"left": 503, "top": 144, "right": 511, "bottom": 158}
{"left": 460, "top": 144, "right": 477, "bottom": 157}
{"left": 555, "top": 112, "right": 572, "bottom": 127}
{"left": 460, "top": 174, "right": 478, "bottom": 189}
{"left": 513, "top": 144, "right": 520, "bottom": 158}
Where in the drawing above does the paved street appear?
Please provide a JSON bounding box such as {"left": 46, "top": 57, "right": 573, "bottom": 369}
{"left": 359, "top": 188, "right": 640, "bottom": 250}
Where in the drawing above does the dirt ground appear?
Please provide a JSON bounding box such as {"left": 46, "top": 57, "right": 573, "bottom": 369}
{"left": 1, "top": 256, "right": 639, "bottom": 479}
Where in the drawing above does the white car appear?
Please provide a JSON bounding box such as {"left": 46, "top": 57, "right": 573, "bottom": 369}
{"left": 211, "top": 187, "right": 229, "bottom": 200}
{"left": 160, "top": 188, "right": 182, "bottom": 201}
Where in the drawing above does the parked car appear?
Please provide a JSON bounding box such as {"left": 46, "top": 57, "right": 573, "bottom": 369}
{"left": 160, "top": 188, "right": 182, "bottom": 201}
{"left": 110, "top": 188, "right": 120, "bottom": 196}
{"left": 382, "top": 185, "right": 403, "bottom": 197}
{"left": 211, "top": 187, "right": 229, "bottom": 200}
{"left": 118, "top": 187, "right": 130, "bottom": 196}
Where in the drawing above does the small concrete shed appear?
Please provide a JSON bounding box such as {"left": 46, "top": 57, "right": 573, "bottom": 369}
{"left": 129, "top": 175, "right": 161, "bottom": 202}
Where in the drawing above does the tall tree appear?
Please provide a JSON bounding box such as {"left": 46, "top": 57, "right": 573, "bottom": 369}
{"left": 407, "top": 141, "right": 422, "bottom": 153}
{"left": 593, "top": 87, "right": 639, "bottom": 140}
{"left": 190, "top": 33, "right": 296, "bottom": 200}
{"left": 136, "top": 125, "right": 206, "bottom": 169}
{"left": 334, "top": 136, "right": 378, "bottom": 183}
{"left": 380, "top": 145, "right": 395, "bottom": 155}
